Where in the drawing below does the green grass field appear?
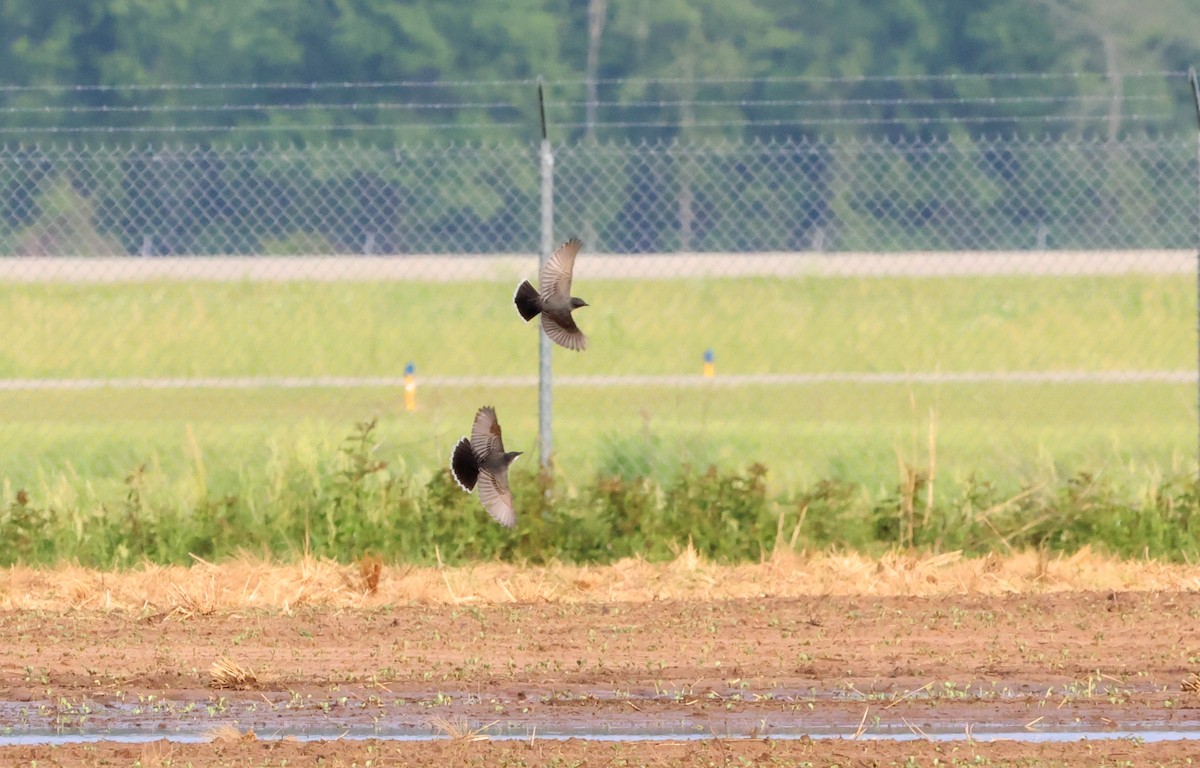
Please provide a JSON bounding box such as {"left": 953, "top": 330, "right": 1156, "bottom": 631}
{"left": 0, "top": 379, "right": 1190, "bottom": 496}
{"left": 0, "top": 271, "right": 1195, "bottom": 564}
{"left": 0, "top": 273, "right": 1188, "bottom": 377}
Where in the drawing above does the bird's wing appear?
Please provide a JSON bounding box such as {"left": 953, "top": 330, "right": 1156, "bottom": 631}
{"left": 449, "top": 437, "right": 478, "bottom": 491}
{"left": 538, "top": 238, "right": 582, "bottom": 302}
{"left": 542, "top": 312, "right": 587, "bottom": 351}
{"left": 476, "top": 467, "right": 517, "bottom": 527}
{"left": 470, "top": 405, "right": 505, "bottom": 461}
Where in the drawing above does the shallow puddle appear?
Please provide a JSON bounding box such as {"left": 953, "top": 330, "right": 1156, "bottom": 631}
{"left": 4, "top": 720, "right": 1200, "bottom": 746}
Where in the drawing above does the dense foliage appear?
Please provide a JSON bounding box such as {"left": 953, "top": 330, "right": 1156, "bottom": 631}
{"left": 2, "top": 420, "right": 1198, "bottom": 567}
{"left": 0, "top": 1, "right": 1197, "bottom": 142}
{"left": 2, "top": 3, "right": 1196, "bottom": 254}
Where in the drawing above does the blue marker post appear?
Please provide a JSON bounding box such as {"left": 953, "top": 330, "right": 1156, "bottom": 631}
{"left": 703, "top": 348, "right": 715, "bottom": 378}
{"left": 404, "top": 362, "right": 416, "bottom": 411}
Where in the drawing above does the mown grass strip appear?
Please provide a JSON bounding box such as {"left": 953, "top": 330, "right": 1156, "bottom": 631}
{"left": 0, "top": 274, "right": 1189, "bottom": 378}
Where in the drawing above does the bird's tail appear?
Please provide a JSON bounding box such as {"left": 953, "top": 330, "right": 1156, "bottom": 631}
{"left": 513, "top": 280, "right": 542, "bottom": 321}
{"left": 450, "top": 438, "right": 479, "bottom": 491}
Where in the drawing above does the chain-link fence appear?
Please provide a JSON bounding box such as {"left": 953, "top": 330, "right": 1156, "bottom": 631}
{"left": 0, "top": 132, "right": 1195, "bottom": 498}
{"left": 0, "top": 136, "right": 1194, "bottom": 255}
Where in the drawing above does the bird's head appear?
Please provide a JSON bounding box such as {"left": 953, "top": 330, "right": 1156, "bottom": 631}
{"left": 571, "top": 298, "right": 589, "bottom": 310}
{"left": 504, "top": 451, "right": 523, "bottom": 466}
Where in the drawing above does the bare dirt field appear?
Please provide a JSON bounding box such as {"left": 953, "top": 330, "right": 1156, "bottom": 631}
{"left": 3, "top": 551, "right": 1200, "bottom": 766}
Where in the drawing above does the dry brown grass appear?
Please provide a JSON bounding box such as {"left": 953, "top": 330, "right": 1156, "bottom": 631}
{"left": 205, "top": 724, "right": 258, "bottom": 745}
{"left": 136, "top": 740, "right": 178, "bottom": 767}
{"left": 1, "top": 546, "right": 1198, "bottom": 612}
{"left": 166, "top": 577, "right": 218, "bottom": 619}
{"left": 431, "top": 716, "right": 496, "bottom": 742}
{"left": 209, "top": 655, "right": 259, "bottom": 689}
{"left": 357, "top": 553, "right": 383, "bottom": 595}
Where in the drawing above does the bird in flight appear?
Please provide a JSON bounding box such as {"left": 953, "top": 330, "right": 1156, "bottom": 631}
{"left": 450, "top": 406, "right": 522, "bottom": 528}
{"left": 514, "top": 237, "right": 589, "bottom": 351}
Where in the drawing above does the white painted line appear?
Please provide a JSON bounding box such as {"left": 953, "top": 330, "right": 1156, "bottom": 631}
{"left": 0, "top": 250, "right": 1192, "bottom": 282}
{"left": 0, "top": 371, "right": 1191, "bottom": 391}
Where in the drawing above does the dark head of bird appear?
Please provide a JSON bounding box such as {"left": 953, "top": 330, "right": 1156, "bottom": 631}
{"left": 571, "top": 298, "right": 589, "bottom": 310}
{"left": 504, "top": 451, "right": 523, "bottom": 465}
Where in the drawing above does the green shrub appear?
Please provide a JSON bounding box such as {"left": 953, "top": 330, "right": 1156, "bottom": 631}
{"left": 5, "top": 421, "right": 1200, "bottom": 568}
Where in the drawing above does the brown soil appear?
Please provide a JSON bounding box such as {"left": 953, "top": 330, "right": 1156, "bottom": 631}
{"left": 3, "top": 736, "right": 1197, "bottom": 767}
{"left": 3, "top": 576, "right": 1200, "bottom": 766}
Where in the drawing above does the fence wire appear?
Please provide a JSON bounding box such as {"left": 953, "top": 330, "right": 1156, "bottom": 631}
{"left": 0, "top": 136, "right": 1194, "bottom": 256}
{"left": 0, "top": 133, "right": 1195, "bottom": 497}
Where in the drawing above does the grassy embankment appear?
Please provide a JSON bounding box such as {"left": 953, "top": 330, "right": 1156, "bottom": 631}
{"left": 0, "top": 273, "right": 1193, "bottom": 565}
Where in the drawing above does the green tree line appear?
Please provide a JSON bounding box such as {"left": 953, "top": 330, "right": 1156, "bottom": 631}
{"left": 0, "top": 0, "right": 1197, "bottom": 143}
{"left": 1, "top": 1, "right": 1196, "bottom": 255}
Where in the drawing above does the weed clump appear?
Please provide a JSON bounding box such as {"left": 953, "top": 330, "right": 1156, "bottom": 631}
{"left": 3, "top": 421, "right": 1200, "bottom": 568}
{"left": 209, "top": 656, "right": 258, "bottom": 689}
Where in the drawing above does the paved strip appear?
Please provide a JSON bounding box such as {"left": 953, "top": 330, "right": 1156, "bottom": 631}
{"left": 0, "top": 250, "right": 1192, "bottom": 282}
{"left": 0, "top": 370, "right": 1191, "bottom": 391}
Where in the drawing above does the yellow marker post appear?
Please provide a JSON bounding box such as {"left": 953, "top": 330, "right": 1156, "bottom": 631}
{"left": 703, "top": 348, "right": 715, "bottom": 378}
{"left": 404, "top": 362, "right": 416, "bottom": 411}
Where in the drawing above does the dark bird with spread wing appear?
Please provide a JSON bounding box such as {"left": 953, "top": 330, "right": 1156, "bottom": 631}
{"left": 514, "top": 237, "right": 589, "bottom": 351}
{"left": 450, "top": 406, "right": 522, "bottom": 528}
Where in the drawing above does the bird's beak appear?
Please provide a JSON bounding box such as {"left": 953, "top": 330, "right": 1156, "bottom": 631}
{"left": 579, "top": 300, "right": 589, "bottom": 307}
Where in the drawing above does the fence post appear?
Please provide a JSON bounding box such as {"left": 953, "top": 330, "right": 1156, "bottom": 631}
{"left": 1189, "top": 66, "right": 1200, "bottom": 478}
{"left": 537, "top": 78, "right": 554, "bottom": 468}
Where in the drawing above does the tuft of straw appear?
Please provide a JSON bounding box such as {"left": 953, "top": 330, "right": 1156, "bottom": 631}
{"left": 357, "top": 553, "right": 383, "bottom": 595}
{"left": 209, "top": 655, "right": 258, "bottom": 689}
{"left": 206, "top": 724, "right": 258, "bottom": 745}
{"left": 166, "top": 578, "right": 217, "bottom": 620}
{"left": 137, "top": 740, "right": 177, "bottom": 767}
{"left": 431, "top": 716, "right": 495, "bottom": 742}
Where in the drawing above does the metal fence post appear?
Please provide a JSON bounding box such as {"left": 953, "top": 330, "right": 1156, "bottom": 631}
{"left": 537, "top": 78, "right": 554, "bottom": 468}
{"left": 1189, "top": 66, "right": 1200, "bottom": 478}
